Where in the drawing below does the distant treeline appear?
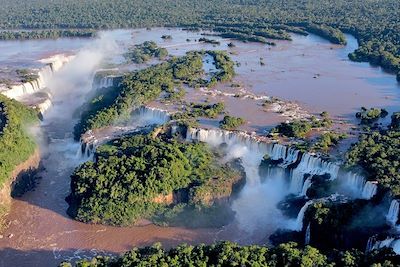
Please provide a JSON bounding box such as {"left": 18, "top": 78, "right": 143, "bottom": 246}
{"left": 0, "top": 0, "right": 399, "bottom": 80}
{"left": 0, "top": 29, "right": 96, "bottom": 40}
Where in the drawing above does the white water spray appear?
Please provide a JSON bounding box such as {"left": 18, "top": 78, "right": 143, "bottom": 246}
{"left": 387, "top": 200, "right": 399, "bottom": 226}
{"left": 305, "top": 223, "right": 311, "bottom": 245}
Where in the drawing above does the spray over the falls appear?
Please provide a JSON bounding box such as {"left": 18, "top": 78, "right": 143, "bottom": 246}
{"left": 186, "top": 127, "right": 378, "bottom": 237}
{"left": 77, "top": 106, "right": 171, "bottom": 158}
{"left": 1, "top": 54, "right": 73, "bottom": 100}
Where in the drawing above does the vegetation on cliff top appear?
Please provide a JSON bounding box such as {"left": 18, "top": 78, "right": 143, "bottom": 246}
{"left": 219, "top": 115, "right": 245, "bottom": 130}
{"left": 271, "top": 113, "right": 333, "bottom": 138}
{"left": 346, "top": 116, "right": 400, "bottom": 197}
{"left": 67, "top": 130, "right": 240, "bottom": 226}
{"left": 0, "top": 95, "right": 38, "bottom": 187}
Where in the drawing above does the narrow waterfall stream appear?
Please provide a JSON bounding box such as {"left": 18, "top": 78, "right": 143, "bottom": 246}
{"left": 387, "top": 200, "right": 399, "bottom": 226}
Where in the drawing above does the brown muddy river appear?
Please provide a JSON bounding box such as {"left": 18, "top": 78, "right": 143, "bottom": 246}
{"left": 0, "top": 28, "right": 399, "bottom": 266}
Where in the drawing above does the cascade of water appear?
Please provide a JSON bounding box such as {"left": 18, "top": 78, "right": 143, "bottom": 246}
{"left": 100, "top": 76, "right": 114, "bottom": 88}
{"left": 371, "top": 237, "right": 400, "bottom": 254}
{"left": 294, "top": 200, "right": 314, "bottom": 231}
{"left": 301, "top": 177, "right": 312, "bottom": 196}
{"left": 366, "top": 236, "right": 375, "bottom": 253}
{"left": 372, "top": 237, "right": 395, "bottom": 250}
{"left": 132, "top": 106, "right": 170, "bottom": 125}
{"left": 186, "top": 128, "right": 296, "bottom": 163}
{"left": 37, "top": 98, "right": 53, "bottom": 116}
{"left": 270, "top": 143, "right": 286, "bottom": 161}
{"left": 92, "top": 75, "right": 118, "bottom": 89}
{"left": 294, "top": 153, "right": 340, "bottom": 180}
{"left": 77, "top": 106, "right": 170, "bottom": 159}
{"left": 187, "top": 128, "right": 344, "bottom": 197}
{"left": 287, "top": 152, "right": 340, "bottom": 195}
{"left": 281, "top": 147, "right": 299, "bottom": 167}
{"left": 305, "top": 223, "right": 311, "bottom": 245}
{"left": 76, "top": 141, "right": 96, "bottom": 160}
{"left": 361, "top": 181, "right": 377, "bottom": 200}
{"left": 289, "top": 169, "right": 306, "bottom": 194}
{"left": 387, "top": 200, "right": 399, "bottom": 226}
{"left": 1, "top": 54, "right": 73, "bottom": 99}
{"left": 341, "top": 172, "right": 366, "bottom": 197}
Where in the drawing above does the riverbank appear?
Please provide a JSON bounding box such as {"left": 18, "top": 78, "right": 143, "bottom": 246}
{"left": 0, "top": 149, "right": 40, "bottom": 231}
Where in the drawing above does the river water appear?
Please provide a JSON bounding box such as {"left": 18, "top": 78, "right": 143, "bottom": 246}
{"left": 0, "top": 28, "right": 399, "bottom": 266}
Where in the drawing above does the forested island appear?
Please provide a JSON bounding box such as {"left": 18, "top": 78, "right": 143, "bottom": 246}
{"left": 67, "top": 127, "right": 242, "bottom": 227}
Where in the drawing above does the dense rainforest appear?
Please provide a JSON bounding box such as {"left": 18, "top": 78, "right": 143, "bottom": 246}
{"left": 0, "top": 95, "right": 38, "bottom": 222}
{"left": 67, "top": 128, "right": 241, "bottom": 226}
{"left": 60, "top": 241, "right": 400, "bottom": 267}
{"left": 0, "top": 0, "right": 399, "bottom": 81}
{"left": 346, "top": 113, "right": 400, "bottom": 198}
{"left": 0, "top": 95, "right": 38, "bottom": 187}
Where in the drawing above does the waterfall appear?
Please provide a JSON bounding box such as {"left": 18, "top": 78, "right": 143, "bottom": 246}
{"left": 1, "top": 54, "right": 73, "bottom": 100}
{"left": 186, "top": 128, "right": 374, "bottom": 200}
{"left": 132, "top": 106, "right": 170, "bottom": 125}
{"left": 340, "top": 172, "right": 377, "bottom": 200}
{"left": 341, "top": 172, "right": 366, "bottom": 197}
{"left": 92, "top": 75, "right": 120, "bottom": 89}
{"left": 301, "top": 177, "right": 312, "bottom": 197}
{"left": 186, "top": 128, "right": 298, "bottom": 164}
{"left": 361, "top": 181, "right": 377, "bottom": 200}
{"left": 289, "top": 169, "right": 306, "bottom": 194}
{"left": 186, "top": 127, "right": 344, "bottom": 196}
{"left": 287, "top": 150, "right": 338, "bottom": 195}
{"left": 371, "top": 237, "right": 400, "bottom": 254}
{"left": 36, "top": 98, "right": 53, "bottom": 117}
{"left": 387, "top": 200, "right": 399, "bottom": 226}
{"left": 99, "top": 76, "right": 115, "bottom": 88}
{"left": 366, "top": 236, "right": 376, "bottom": 253}
{"left": 293, "top": 200, "right": 314, "bottom": 231}
{"left": 305, "top": 223, "right": 311, "bottom": 245}
{"left": 293, "top": 153, "right": 339, "bottom": 180}
{"left": 77, "top": 106, "right": 170, "bottom": 159}
{"left": 76, "top": 139, "right": 96, "bottom": 160}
